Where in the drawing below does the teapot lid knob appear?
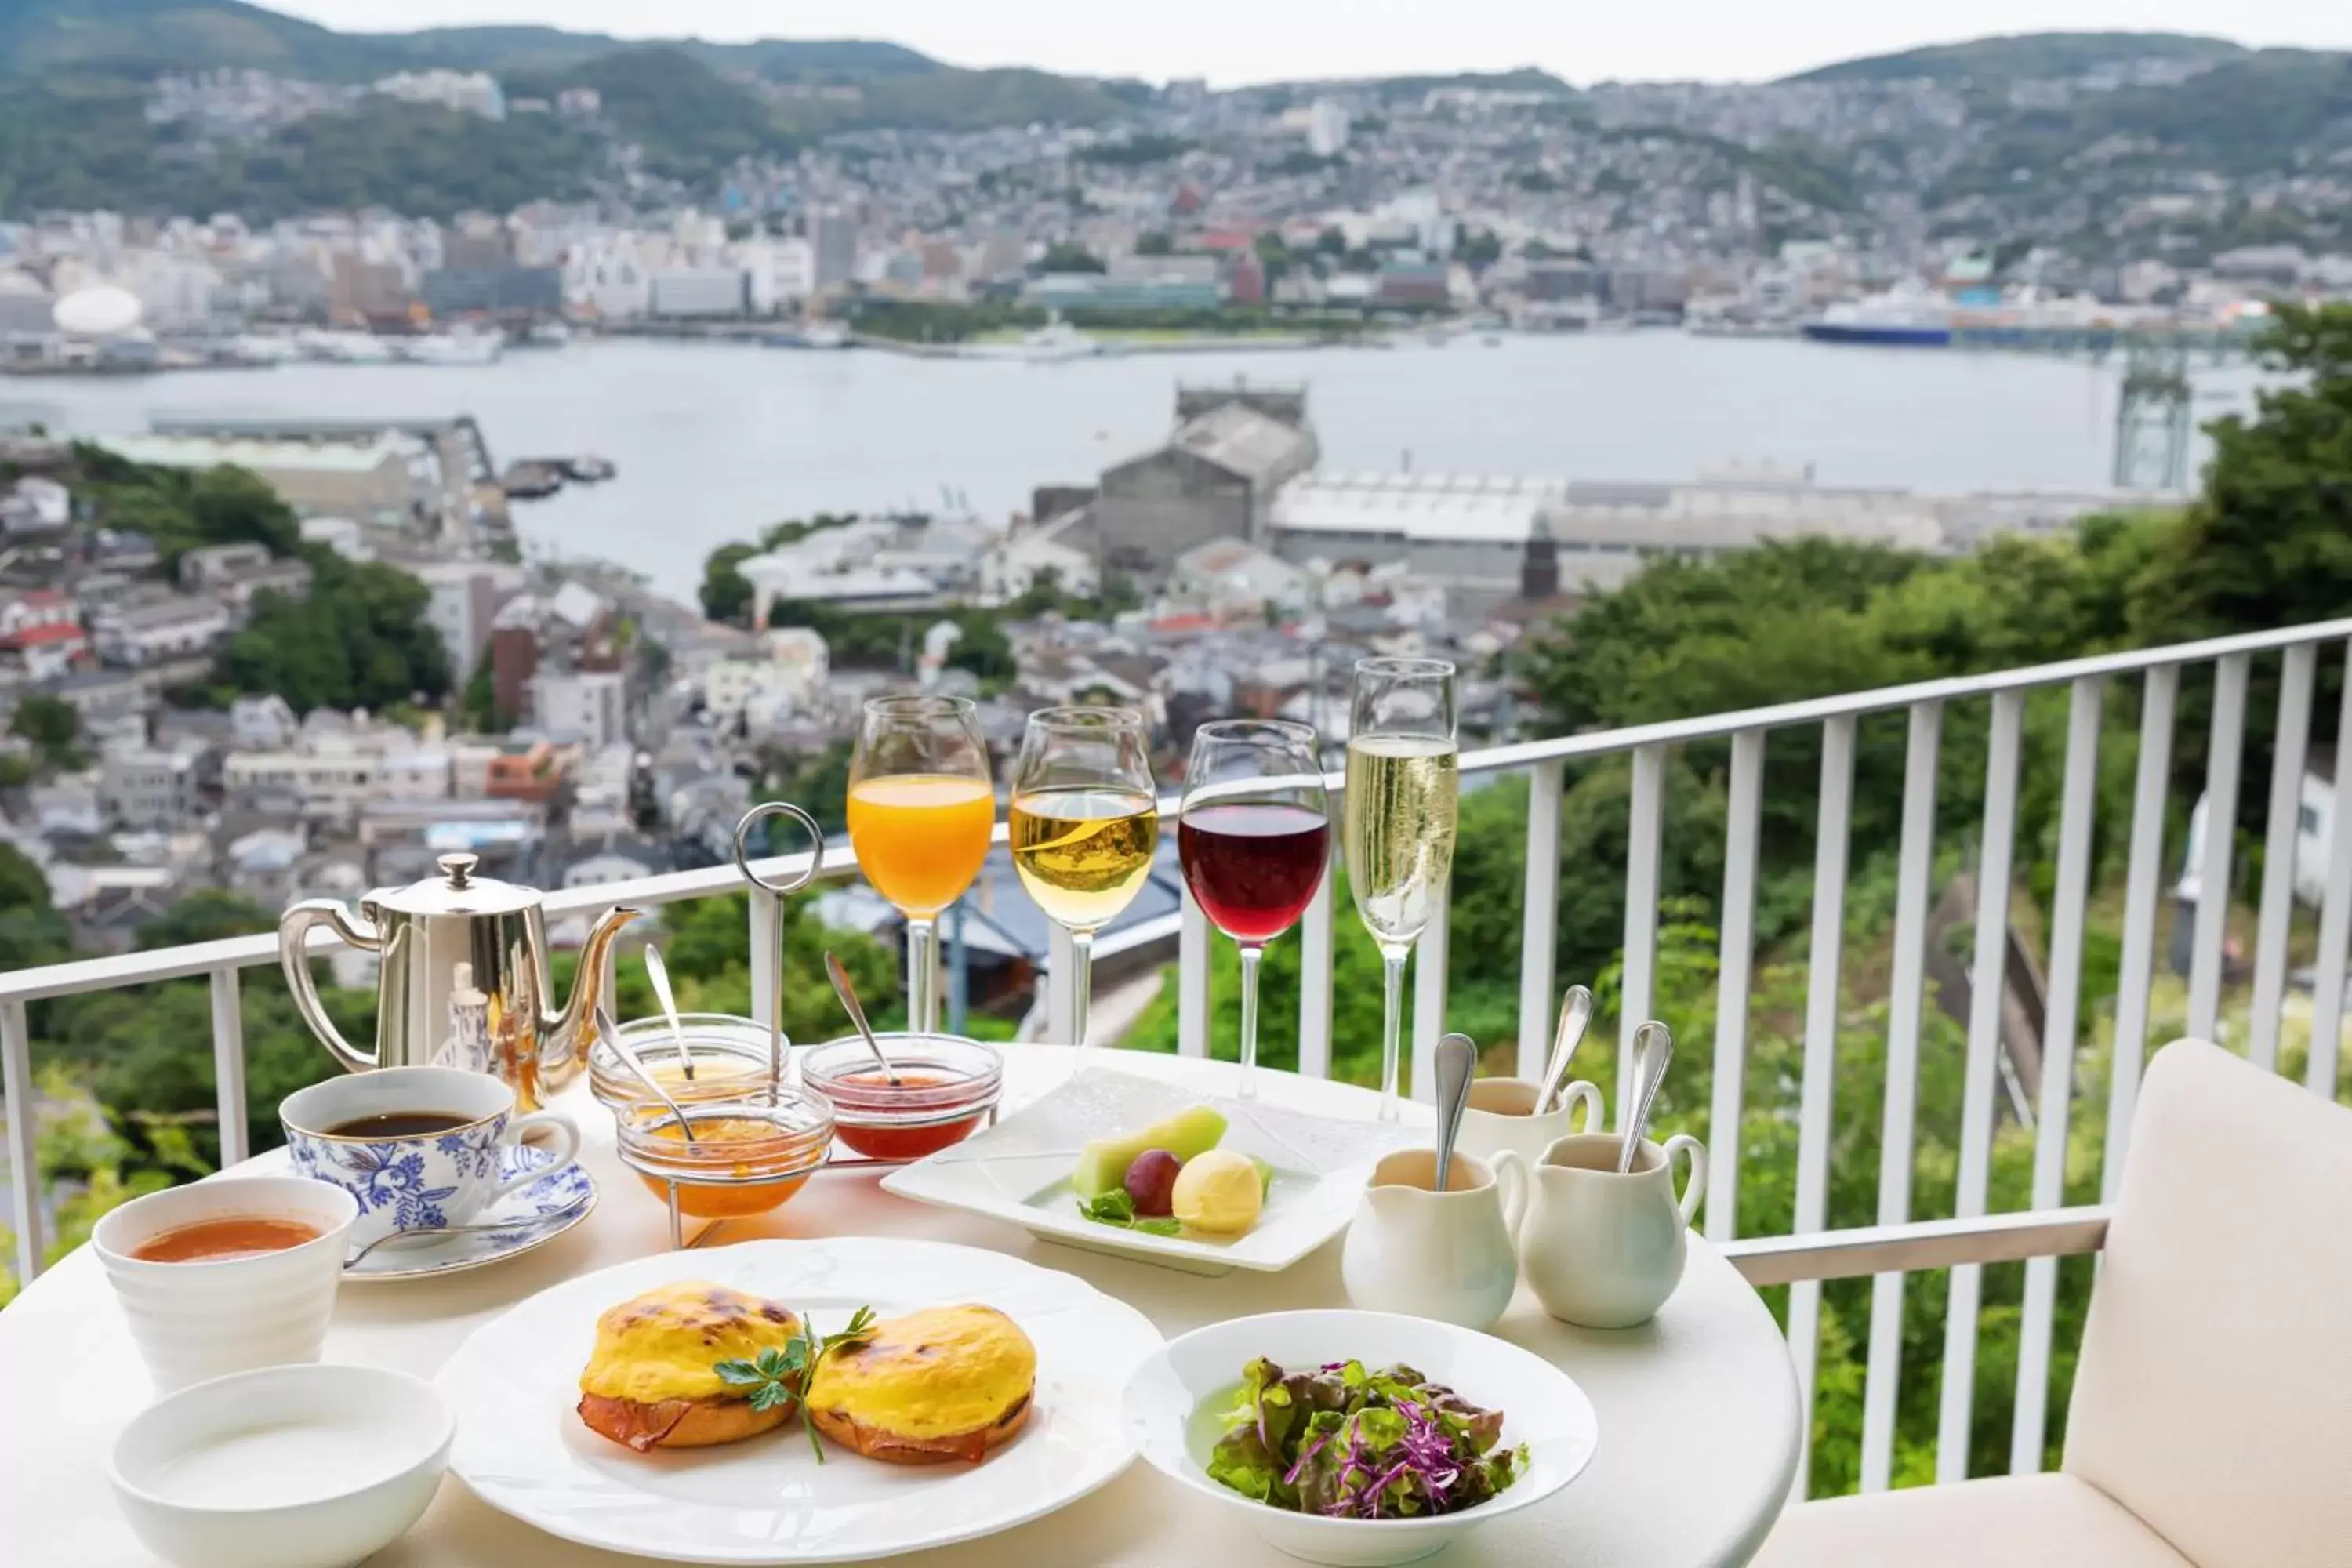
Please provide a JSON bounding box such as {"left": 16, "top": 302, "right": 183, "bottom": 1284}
{"left": 438, "top": 851, "right": 480, "bottom": 889}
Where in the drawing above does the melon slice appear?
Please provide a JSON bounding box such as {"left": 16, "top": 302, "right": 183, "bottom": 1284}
{"left": 1073, "top": 1104, "right": 1229, "bottom": 1199}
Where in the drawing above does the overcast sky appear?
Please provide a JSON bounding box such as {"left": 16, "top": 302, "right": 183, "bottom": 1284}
{"left": 267, "top": 2, "right": 2350, "bottom": 86}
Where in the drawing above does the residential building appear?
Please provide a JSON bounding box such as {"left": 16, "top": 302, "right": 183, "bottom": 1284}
{"left": 0, "top": 588, "right": 85, "bottom": 679}
{"left": 298, "top": 515, "right": 369, "bottom": 561}
{"left": 230, "top": 694, "right": 298, "bottom": 750}
{"left": 1171, "top": 539, "right": 1314, "bottom": 617}
{"left": 180, "top": 543, "right": 314, "bottom": 620}
{"left": 1306, "top": 98, "right": 1351, "bottom": 158}
{"left": 557, "top": 830, "right": 669, "bottom": 890}
{"left": 373, "top": 70, "right": 505, "bottom": 121}
{"left": 89, "top": 593, "right": 232, "bottom": 666}
{"left": 527, "top": 668, "right": 627, "bottom": 749}
{"left": 0, "top": 475, "right": 69, "bottom": 534}
{"left": 409, "top": 558, "right": 526, "bottom": 679}
{"left": 100, "top": 740, "right": 207, "bottom": 829}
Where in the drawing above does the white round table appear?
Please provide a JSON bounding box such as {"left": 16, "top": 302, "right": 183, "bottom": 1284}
{"left": 0, "top": 1048, "right": 1800, "bottom": 1567}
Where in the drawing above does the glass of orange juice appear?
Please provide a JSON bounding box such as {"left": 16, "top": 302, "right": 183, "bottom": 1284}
{"left": 847, "top": 695, "right": 995, "bottom": 1034}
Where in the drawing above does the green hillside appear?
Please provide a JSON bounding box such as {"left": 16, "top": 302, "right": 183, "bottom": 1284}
{"left": 1788, "top": 31, "right": 2249, "bottom": 85}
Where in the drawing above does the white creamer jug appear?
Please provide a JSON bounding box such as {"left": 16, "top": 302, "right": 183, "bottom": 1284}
{"left": 1341, "top": 1146, "right": 1528, "bottom": 1331}
{"left": 1520, "top": 1131, "right": 1706, "bottom": 1329}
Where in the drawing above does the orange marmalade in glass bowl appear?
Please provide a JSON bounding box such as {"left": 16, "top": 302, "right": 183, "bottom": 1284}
{"left": 614, "top": 1085, "right": 833, "bottom": 1219}
{"left": 589, "top": 1013, "right": 782, "bottom": 1112}
{"left": 800, "top": 1033, "right": 1002, "bottom": 1163}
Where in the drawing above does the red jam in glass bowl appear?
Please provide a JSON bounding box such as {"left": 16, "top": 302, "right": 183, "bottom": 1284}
{"left": 800, "top": 1033, "right": 1003, "bottom": 1162}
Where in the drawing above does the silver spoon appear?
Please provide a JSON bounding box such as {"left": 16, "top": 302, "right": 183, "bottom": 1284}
{"left": 1617, "top": 1021, "right": 1675, "bottom": 1174}
{"left": 1432, "top": 1032, "right": 1478, "bottom": 1194}
{"left": 642, "top": 943, "right": 695, "bottom": 1082}
{"left": 604, "top": 1013, "right": 699, "bottom": 1145}
{"left": 1536, "top": 984, "right": 1593, "bottom": 1116}
{"left": 826, "top": 950, "right": 901, "bottom": 1087}
{"left": 346, "top": 1195, "right": 593, "bottom": 1265}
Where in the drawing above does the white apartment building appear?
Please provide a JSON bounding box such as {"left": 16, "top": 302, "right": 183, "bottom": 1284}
{"left": 746, "top": 238, "right": 817, "bottom": 311}
{"left": 1307, "top": 98, "right": 1352, "bottom": 158}
{"left": 528, "top": 669, "right": 626, "bottom": 749}
{"left": 100, "top": 742, "right": 205, "bottom": 829}
{"left": 224, "top": 749, "right": 379, "bottom": 821}
{"left": 703, "top": 659, "right": 811, "bottom": 724}
{"left": 409, "top": 559, "right": 525, "bottom": 677}
{"left": 373, "top": 70, "right": 505, "bottom": 120}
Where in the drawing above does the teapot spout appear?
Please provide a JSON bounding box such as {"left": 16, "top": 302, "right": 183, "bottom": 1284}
{"left": 546, "top": 905, "right": 642, "bottom": 1065}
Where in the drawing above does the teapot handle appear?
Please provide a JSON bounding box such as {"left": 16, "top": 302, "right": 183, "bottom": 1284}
{"left": 278, "top": 901, "right": 380, "bottom": 1074}
{"left": 1662, "top": 1134, "right": 1708, "bottom": 1225}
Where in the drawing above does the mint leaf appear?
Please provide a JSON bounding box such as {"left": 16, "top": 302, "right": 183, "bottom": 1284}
{"left": 1079, "top": 1189, "right": 1181, "bottom": 1234}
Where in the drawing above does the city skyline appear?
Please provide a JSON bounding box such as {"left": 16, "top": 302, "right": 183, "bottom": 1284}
{"left": 264, "top": 2, "right": 2352, "bottom": 87}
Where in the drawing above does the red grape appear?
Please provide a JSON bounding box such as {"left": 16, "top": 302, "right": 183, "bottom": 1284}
{"left": 1125, "top": 1148, "right": 1181, "bottom": 1216}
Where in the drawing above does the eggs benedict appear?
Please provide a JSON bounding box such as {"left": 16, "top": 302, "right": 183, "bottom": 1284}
{"left": 804, "top": 1304, "right": 1036, "bottom": 1465}
{"left": 578, "top": 1282, "right": 805, "bottom": 1450}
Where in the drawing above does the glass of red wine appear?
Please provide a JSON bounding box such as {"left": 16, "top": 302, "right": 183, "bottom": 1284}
{"left": 1177, "top": 720, "right": 1330, "bottom": 1099}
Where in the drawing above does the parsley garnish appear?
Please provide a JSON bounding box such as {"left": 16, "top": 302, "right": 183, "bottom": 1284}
{"left": 1077, "top": 1188, "right": 1183, "bottom": 1236}
{"left": 713, "top": 1304, "right": 879, "bottom": 1462}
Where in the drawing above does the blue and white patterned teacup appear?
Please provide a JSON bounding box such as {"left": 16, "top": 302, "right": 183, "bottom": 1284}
{"left": 281, "top": 1065, "right": 581, "bottom": 1250}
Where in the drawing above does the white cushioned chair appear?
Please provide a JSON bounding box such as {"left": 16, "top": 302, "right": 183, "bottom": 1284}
{"left": 1752, "top": 1038, "right": 2352, "bottom": 1568}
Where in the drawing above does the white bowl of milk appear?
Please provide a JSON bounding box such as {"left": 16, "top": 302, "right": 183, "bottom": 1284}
{"left": 107, "top": 1363, "right": 451, "bottom": 1568}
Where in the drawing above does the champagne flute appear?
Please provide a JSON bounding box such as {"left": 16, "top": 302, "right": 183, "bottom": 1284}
{"left": 1344, "top": 657, "right": 1459, "bottom": 1122}
{"left": 1178, "top": 720, "right": 1329, "bottom": 1100}
{"left": 1010, "top": 706, "right": 1158, "bottom": 1048}
{"left": 846, "top": 695, "right": 994, "bottom": 1036}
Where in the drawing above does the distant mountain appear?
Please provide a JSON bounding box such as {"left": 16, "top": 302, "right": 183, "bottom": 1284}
{"left": 1785, "top": 31, "right": 2249, "bottom": 85}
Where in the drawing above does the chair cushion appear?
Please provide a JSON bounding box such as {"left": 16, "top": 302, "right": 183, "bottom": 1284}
{"left": 2063, "top": 1038, "right": 2352, "bottom": 1568}
{"left": 1751, "top": 1474, "right": 2192, "bottom": 1568}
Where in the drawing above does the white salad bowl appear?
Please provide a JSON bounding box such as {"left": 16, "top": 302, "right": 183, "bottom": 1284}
{"left": 107, "top": 1363, "right": 452, "bottom": 1568}
{"left": 1122, "top": 1309, "right": 1599, "bottom": 1567}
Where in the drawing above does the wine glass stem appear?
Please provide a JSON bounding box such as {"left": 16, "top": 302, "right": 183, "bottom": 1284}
{"left": 1069, "top": 930, "right": 1095, "bottom": 1048}
{"left": 1236, "top": 941, "right": 1265, "bottom": 1100}
{"left": 906, "top": 916, "right": 938, "bottom": 1036}
{"left": 1378, "top": 944, "right": 1408, "bottom": 1123}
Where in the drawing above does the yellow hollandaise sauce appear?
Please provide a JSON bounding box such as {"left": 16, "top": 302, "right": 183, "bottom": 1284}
{"left": 805, "top": 1305, "right": 1036, "bottom": 1442}
{"left": 578, "top": 1282, "right": 803, "bottom": 1405}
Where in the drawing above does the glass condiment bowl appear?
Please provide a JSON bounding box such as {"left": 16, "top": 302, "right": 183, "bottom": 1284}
{"left": 589, "top": 1013, "right": 785, "bottom": 1112}
{"left": 800, "top": 1033, "right": 1003, "bottom": 1163}
{"left": 614, "top": 1085, "right": 834, "bottom": 1219}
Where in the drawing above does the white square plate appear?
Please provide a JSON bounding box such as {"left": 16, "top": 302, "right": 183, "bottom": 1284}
{"left": 881, "top": 1065, "right": 1418, "bottom": 1274}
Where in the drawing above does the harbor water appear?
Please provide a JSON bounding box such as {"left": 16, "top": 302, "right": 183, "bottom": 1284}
{"left": 0, "top": 332, "right": 2260, "bottom": 601}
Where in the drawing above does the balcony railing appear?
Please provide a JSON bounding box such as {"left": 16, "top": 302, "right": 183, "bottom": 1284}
{"left": 8, "top": 615, "right": 2352, "bottom": 1501}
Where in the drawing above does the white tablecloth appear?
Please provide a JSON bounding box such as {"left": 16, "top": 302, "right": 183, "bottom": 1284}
{"left": 0, "top": 1048, "right": 1801, "bottom": 1566}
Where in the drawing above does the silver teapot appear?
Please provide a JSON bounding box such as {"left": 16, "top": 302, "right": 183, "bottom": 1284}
{"left": 278, "top": 851, "right": 638, "bottom": 1109}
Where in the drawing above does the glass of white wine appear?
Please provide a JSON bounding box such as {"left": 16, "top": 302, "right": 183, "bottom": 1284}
{"left": 1010, "top": 706, "right": 1160, "bottom": 1050}
{"left": 1344, "top": 657, "right": 1459, "bottom": 1122}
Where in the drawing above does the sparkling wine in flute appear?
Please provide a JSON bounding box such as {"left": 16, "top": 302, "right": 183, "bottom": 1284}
{"left": 1343, "top": 733, "right": 1460, "bottom": 948}
{"left": 1009, "top": 786, "right": 1160, "bottom": 931}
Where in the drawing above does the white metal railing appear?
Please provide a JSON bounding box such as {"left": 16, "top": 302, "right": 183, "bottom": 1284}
{"left": 9, "top": 615, "right": 2352, "bottom": 1498}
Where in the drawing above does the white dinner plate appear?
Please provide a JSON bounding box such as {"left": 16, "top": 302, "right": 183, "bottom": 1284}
{"left": 881, "top": 1065, "right": 1417, "bottom": 1275}
{"left": 436, "top": 1236, "right": 1163, "bottom": 1564}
